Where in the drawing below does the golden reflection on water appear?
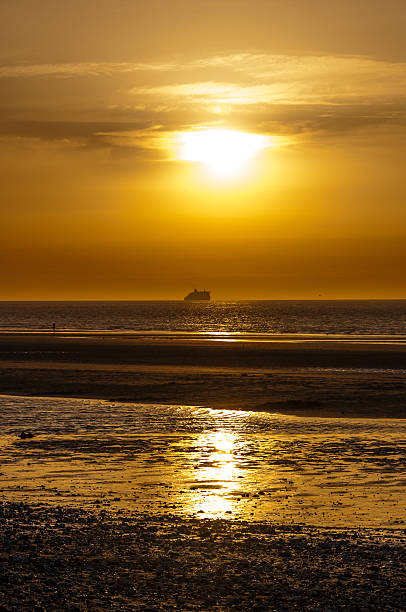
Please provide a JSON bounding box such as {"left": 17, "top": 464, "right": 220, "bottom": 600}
{"left": 189, "top": 430, "right": 241, "bottom": 518}
{"left": 205, "top": 331, "right": 239, "bottom": 342}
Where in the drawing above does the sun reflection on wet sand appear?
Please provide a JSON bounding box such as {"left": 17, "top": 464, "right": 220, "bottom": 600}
{"left": 1, "top": 397, "right": 406, "bottom": 528}
{"left": 189, "top": 431, "right": 241, "bottom": 518}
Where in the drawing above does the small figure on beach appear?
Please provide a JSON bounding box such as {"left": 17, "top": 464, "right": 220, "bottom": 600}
{"left": 52, "top": 322, "right": 56, "bottom": 332}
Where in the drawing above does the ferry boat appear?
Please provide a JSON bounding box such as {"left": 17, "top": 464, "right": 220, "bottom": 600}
{"left": 184, "top": 289, "right": 211, "bottom": 301}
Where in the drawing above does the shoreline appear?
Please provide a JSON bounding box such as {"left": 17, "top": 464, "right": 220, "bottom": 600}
{"left": 0, "top": 333, "right": 405, "bottom": 417}
{"left": 1, "top": 329, "right": 406, "bottom": 341}
{"left": 1, "top": 383, "right": 406, "bottom": 419}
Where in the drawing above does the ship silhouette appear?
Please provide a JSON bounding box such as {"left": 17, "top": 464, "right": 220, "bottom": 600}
{"left": 184, "top": 288, "right": 211, "bottom": 301}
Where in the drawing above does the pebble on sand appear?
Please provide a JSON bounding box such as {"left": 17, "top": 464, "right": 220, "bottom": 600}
{"left": 19, "top": 430, "right": 34, "bottom": 439}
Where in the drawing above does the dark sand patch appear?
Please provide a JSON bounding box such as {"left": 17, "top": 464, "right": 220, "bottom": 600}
{"left": 0, "top": 360, "right": 405, "bottom": 418}
{"left": 0, "top": 502, "right": 405, "bottom": 611}
{"left": 0, "top": 333, "right": 405, "bottom": 418}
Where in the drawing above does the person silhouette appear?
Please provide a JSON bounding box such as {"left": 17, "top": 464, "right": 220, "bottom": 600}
{"left": 52, "top": 323, "right": 56, "bottom": 333}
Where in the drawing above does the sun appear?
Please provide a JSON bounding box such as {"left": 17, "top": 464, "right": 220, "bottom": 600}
{"left": 179, "top": 129, "right": 270, "bottom": 177}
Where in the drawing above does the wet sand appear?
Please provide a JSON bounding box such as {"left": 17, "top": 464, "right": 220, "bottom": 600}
{"left": 0, "top": 332, "right": 405, "bottom": 417}
{"left": 1, "top": 333, "right": 405, "bottom": 609}
{"left": 2, "top": 396, "right": 405, "bottom": 527}
{"left": 0, "top": 394, "right": 404, "bottom": 610}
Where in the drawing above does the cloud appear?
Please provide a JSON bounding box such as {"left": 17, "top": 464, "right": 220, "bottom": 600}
{"left": 1, "top": 53, "right": 406, "bottom": 155}
{"left": 3, "top": 53, "right": 406, "bottom": 111}
{"left": 127, "top": 53, "right": 406, "bottom": 142}
{"left": 0, "top": 61, "right": 178, "bottom": 78}
{"left": 2, "top": 53, "right": 405, "bottom": 91}
{"left": 0, "top": 120, "right": 160, "bottom": 153}
{"left": 132, "top": 54, "right": 406, "bottom": 105}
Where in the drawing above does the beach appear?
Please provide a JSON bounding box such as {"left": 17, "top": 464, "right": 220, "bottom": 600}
{"left": 0, "top": 332, "right": 405, "bottom": 417}
{"left": 1, "top": 396, "right": 405, "bottom": 610}
{"left": 1, "top": 502, "right": 405, "bottom": 611}
{"left": 0, "top": 331, "right": 405, "bottom": 609}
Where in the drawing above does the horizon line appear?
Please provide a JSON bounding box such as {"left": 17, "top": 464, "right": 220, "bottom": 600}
{"left": 1, "top": 297, "right": 406, "bottom": 303}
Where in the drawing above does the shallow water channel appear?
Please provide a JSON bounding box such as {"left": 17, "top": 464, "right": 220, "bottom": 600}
{"left": 0, "top": 395, "right": 405, "bottom": 528}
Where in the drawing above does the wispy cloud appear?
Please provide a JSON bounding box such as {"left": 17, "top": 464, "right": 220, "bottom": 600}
{"left": 2, "top": 53, "right": 406, "bottom": 108}
{"left": 1, "top": 53, "right": 406, "bottom": 154}
{"left": 2, "top": 53, "right": 405, "bottom": 90}
{"left": 131, "top": 54, "right": 406, "bottom": 106}
{"left": 0, "top": 61, "right": 178, "bottom": 78}
{"left": 133, "top": 82, "right": 276, "bottom": 105}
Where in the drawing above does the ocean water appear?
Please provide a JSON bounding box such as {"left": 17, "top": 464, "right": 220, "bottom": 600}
{"left": 0, "top": 300, "right": 406, "bottom": 335}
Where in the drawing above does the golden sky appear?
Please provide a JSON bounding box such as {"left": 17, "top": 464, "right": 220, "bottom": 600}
{"left": 1, "top": 0, "right": 406, "bottom": 299}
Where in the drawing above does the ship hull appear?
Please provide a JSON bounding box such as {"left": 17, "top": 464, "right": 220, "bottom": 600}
{"left": 184, "top": 296, "right": 210, "bottom": 301}
{"left": 184, "top": 290, "right": 211, "bottom": 301}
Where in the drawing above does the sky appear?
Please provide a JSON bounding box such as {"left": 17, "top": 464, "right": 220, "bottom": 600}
{"left": 1, "top": 0, "right": 406, "bottom": 299}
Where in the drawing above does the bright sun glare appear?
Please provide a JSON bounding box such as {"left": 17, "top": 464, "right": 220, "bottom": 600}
{"left": 179, "top": 129, "right": 270, "bottom": 177}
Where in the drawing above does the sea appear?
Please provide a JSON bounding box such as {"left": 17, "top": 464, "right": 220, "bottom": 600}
{"left": 0, "top": 299, "right": 406, "bottom": 335}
